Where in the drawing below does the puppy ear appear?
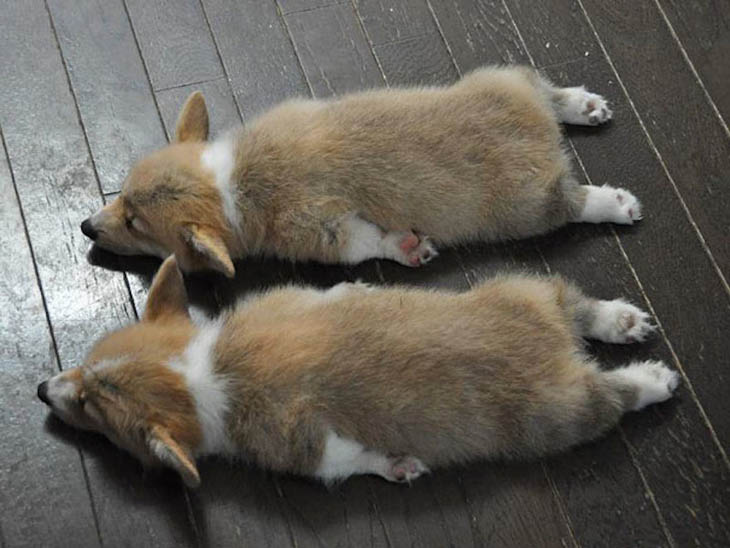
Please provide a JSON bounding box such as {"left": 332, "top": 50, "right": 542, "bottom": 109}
{"left": 147, "top": 425, "right": 200, "bottom": 488}
{"left": 175, "top": 92, "right": 209, "bottom": 143}
{"left": 143, "top": 256, "right": 190, "bottom": 322}
{"left": 183, "top": 225, "right": 235, "bottom": 278}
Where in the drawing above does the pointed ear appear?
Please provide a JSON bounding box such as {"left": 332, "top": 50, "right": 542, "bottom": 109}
{"left": 174, "top": 92, "right": 209, "bottom": 143}
{"left": 143, "top": 256, "right": 190, "bottom": 322}
{"left": 182, "top": 225, "right": 235, "bottom": 278}
{"left": 147, "top": 425, "right": 200, "bottom": 488}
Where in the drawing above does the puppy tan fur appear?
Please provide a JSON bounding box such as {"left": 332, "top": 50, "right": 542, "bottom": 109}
{"left": 38, "top": 257, "right": 677, "bottom": 487}
{"left": 82, "top": 66, "right": 640, "bottom": 277}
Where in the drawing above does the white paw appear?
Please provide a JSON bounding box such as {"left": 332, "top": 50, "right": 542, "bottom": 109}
{"left": 579, "top": 185, "right": 642, "bottom": 225}
{"left": 614, "top": 188, "right": 642, "bottom": 224}
{"left": 559, "top": 86, "right": 613, "bottom": 125}
{"left": 390, "top": 232, "right": 438, "bottom": 267}
{"left": 591, "top": 299, "right": 655, "bottom": 343}
{"left": 582, "top": 91, "right": 612, "bottom": 125}
{"left": 617, "top": 360, "right": 680, "bottom": 410}
{"left": 383, "top": 456, "right": 429, "bottom": 483}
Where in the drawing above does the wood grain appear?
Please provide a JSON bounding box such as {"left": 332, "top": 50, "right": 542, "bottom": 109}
{"left": 657, "top": 0, "right": 730, "bottom": 125}
{"left": 201, "top": 0, "right": 309, "bottom": 120}
{"left": 46, "top": 0, "right": 166, "bottom": 194}
{"left": 284, "top": 3, "right": 382, "bottom": 96}
{"left": 579, "top": 0, "right": 730, "bottom": 281}
{"left": 125, "top": 0, "right": 223, "bottom": 90}
{"left": 504, "top": 0, "right": 730, "bottom": 544}
{"left": 0, "top": 129, "right": 100, "bottom": 548}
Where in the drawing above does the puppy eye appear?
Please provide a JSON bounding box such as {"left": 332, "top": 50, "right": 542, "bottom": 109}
{"left": 125, "top": 217, "right": 134, "bottom": 230}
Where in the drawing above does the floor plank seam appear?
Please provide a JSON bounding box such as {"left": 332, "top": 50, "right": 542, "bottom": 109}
{"left": 569, "top": 140, "right": 730, "bottom": 471}
{"left": 541, "top": 462, "right": 580, "bottom": 548}
{"left": 1, "top": 121, "right": 104, "bottom": 548}
{"left": 619, "top": 430, "right": 677, "bottom": 548}
{"left": 120, "top": 0, "right": 170, "bottom": 146}
{"left": 653, "top": 0, "right": 730, "bottom": 139}
{"left": 197, "top": 0, "right": 246, "bottom": 122}
{"left": 348, "top": 0, "right": 390, "bottom": 86}
{"left": 154, "top": 75, "right": 227, "bottom": 93}
{"left": 574, "top": 0, "right": 730, "bottom": 300}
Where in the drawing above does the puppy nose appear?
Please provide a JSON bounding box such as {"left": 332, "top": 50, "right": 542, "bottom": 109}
{"left": 80, "top": 218, "right": 98, "bottom": 240}
{"left": 37, "top": 381, "right": 51, "bottom": 405}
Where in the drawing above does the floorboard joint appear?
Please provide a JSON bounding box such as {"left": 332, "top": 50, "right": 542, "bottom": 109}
{"left": 574, "top": 0, "right": 730, "bottom": 299}
{"left": 653, "top": 0, "right": 730, "bottom": 139}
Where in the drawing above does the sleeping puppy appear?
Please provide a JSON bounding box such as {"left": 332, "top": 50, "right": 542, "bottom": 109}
{"left": 38, "top": 256, "right": 677, "bottom": 487}
{"left": 81, "top": 66, "right": 639, "bottom": 277}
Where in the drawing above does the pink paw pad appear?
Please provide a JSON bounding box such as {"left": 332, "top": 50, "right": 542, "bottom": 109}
{"left": 398, "top": 233, "right": 438, "bottom": 267}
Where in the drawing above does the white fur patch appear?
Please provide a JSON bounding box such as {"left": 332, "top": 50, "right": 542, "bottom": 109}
{"left": 168, "top": 318, "right": 233, "bottom": 456}
{"left": 578, "top": 185, "right": 642, "bottom": 224}
{"left": 589, "top": 299, "right": 655, "bottom": 343}
{"left": 316, "top": 430, "right": 389, "bottom": 482}
{"left": 201, "top": 137, "right": 240, "bottom": 234}
{"left": 556, "top": 86, "right": 612, "bottom": 125}
{"left": 340, "top": 215, "right": 438, "bottom": 266}
{"left": 45, "top": 373, "right": 80, "bottom": 413}
{"left": 341, "top": 215, "right": 385, "bottom": 263}
{"left": 315, "top": 430, "right": 428, "bottom": 483}
{"left": 612, "top": 361, "right": 680, "bottom": 411}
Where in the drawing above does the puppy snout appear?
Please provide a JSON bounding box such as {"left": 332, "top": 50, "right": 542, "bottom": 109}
{"left": 80, "top": 218, "right": 98, "bottom": 240}
{"left": 37, "top": 381, "right": 50, "bottom": 405}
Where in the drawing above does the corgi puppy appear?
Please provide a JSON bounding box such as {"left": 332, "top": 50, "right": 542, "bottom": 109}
{"left": 81, "top": 66, "right": 640, "bottom": 277}
{"left": 38, "top": 256, "right": 677, "bottom": 487}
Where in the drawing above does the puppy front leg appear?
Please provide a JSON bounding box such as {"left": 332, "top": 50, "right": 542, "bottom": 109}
{"left": 341, "top": 214, "right": 438, "bottom": 266}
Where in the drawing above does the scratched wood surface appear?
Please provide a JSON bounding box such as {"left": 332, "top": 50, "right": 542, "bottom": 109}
{"left": 0, "top": 1, "right": 727, "bottom": 547}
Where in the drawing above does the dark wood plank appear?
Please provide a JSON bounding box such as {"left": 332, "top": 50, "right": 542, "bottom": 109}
{"left": 430, "top": 3, "right": 679, "bottom": 545}
{"left": 0, "top": 2, "right": 200, "bottom": 546}
{"left": 47, "top": 0, "right": 166, "bottom": 194}
{"left": 578, "top": 0, "right": 730, "bottom": 282}
{"left": 374, "top": 35, "right": 459, "bottom": 86}
{"left": 0, "top": 131, "right": 100, "bottom": 548}
{"left": 657, "top": 0, "right": 730, "bottom": 125}
{"left": 353, "top": 0, "right": 438, "bottom": 46}
{"left": 426, "top": 0, "right": 529, "bottom": 70}
{"left": 125, "top": 0, "right": 223, "bottom": 91}
{"left": 201, "top": 0, "right": 309, "bottom": 120}
{"left": 278, "top": 0, "right": 342, "bottom": 16}
{"left": 284, "top": 3, "right": 382, "bottom": 96}
{"left": 504, "top": 1, "right": 730, "bottom": 544}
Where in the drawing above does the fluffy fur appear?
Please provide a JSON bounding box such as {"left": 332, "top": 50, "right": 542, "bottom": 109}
{"left": 38, "top": 257, "right": 678, "bottom": 487}
{"left": 81, "top": 66, "right": 639, "bottom": 277}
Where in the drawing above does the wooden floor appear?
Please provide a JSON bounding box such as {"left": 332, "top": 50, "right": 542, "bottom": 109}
{"left": 1, "top": 1, "right": 728, "bottom": 546}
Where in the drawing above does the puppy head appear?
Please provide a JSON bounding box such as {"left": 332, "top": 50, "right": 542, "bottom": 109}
{"left": 38, "top": 257, "right": 204, "bottom": 487}
{"left": 81, "top": 92, "right": 236, "bottom": 277}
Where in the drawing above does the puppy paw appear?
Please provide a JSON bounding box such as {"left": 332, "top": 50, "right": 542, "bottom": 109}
{"left": 396, "top": 232, "right": 438, "bottom": 267}
{"left": 613, "top": 188, "right": 642, "bottom": 224}
{"left": 615, "top": 360, "right": 680, "bottom": 410}
{"left": 559, "top": 86, "right": 613, "bottom": 125}
{"left": 591, "top": 299, "right": 655, "bottom": 343}
{"left": 383, "top": 456, "right": 429, "bottom": 483}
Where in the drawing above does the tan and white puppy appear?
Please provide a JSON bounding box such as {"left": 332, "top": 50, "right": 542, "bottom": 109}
{"left": 81, "top": 66, "right": 639, "bottom": 277}
{"left": 39, "top": 257, "right": 677, "bottom": 487}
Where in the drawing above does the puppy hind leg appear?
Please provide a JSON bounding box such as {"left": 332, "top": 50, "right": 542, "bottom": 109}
{"left": 315, "top": 431, "right": 428, "bottom": 484}
{"left": 340, "top": 214, "right": 438, "bottom": 267}
{"left": 536, "top": 360, "right": 679, "bottom": 455}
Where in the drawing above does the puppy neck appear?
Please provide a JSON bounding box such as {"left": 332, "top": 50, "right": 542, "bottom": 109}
{"left": 201, "top": 135, "right": 241, "bottom": 241}
{"left": 168, "top": 316, "right": 234, "bottom": 456}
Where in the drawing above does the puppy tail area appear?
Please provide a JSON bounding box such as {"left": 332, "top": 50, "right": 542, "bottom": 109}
{"left": 522, "top": 360, "right": 680, "bottom": 457}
